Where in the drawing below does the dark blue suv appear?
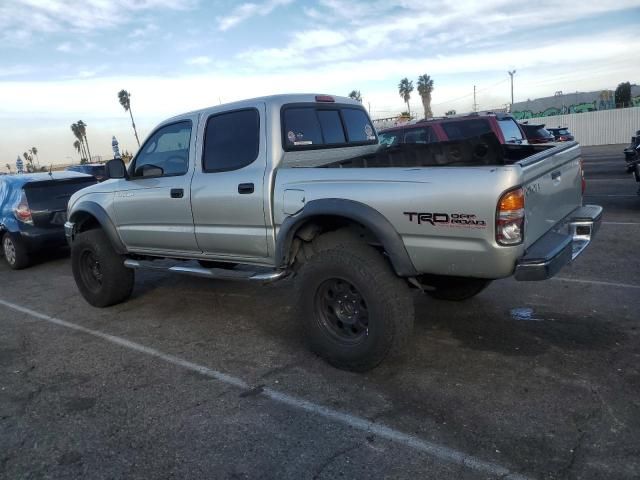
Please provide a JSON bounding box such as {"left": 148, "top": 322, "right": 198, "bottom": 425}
{"left": 1, "top": 171, "right": 96, "bottom": 269}
{"left": 66, "top": 163, "right": 107, "bottom": 182}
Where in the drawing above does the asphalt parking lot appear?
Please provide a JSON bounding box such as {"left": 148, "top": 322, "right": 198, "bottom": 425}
{"left": 1, "top": 144, "right": 639, "bottom": 480}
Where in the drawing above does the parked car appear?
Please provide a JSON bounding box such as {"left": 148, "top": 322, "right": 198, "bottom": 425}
{"left": 66, "top": 163, "right": 107, "bottom": 182}
{"left": 378, "top": 113, "right": 527, "bottom": 147}
{"left": 547, "top": 127, "right": 575, "bottom": 142}
{"left": 1, "top": 171, "right": 96, "bottom": 269}
{"left": 519, "top": 123, "right": 556, "bottom": 144}
{"left": 65, "top": 94, "right": 600, "bottom": 371}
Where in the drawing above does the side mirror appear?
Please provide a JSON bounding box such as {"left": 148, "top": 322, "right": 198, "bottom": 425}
{"left": 106, "top": 158, "right": 127, "bottom": 179}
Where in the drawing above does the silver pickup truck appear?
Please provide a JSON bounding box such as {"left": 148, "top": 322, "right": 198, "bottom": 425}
{"left": 65, "top": 94, "right": 602, "bottom": 371}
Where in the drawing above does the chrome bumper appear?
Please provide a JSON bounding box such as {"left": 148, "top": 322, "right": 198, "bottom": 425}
{"left": 64, "top": 221, "right": 75, "bottom": 244}
{"left": 514, "top": 204, "right": 602, "bottom": 281}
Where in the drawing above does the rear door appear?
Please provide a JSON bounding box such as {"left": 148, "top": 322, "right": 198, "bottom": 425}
{"left": 190, "top": 103, "right": 269, "bottom": 258}
{"left": 23, "top": 177, "right": 97, "bottom": 228}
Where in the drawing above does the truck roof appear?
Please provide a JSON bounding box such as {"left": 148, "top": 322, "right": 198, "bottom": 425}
{"left": 164, "top": 93, "right": 363, "bottom": 123}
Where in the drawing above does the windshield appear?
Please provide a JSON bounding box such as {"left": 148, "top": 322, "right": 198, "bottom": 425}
{"left": 378, "top": 131, "right": 401, "bottom": 146}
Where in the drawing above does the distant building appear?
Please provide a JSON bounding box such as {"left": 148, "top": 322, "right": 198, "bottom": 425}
{"left": 512, "top": 85, "right": 640, "bottom": 120}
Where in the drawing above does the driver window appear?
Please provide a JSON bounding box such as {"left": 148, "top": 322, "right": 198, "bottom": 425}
{"left": 132, "top": 121, "right": 192, "bottom": 177}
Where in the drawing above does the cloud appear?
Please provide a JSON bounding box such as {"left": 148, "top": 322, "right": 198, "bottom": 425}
{"left": 186, "top": 56, "right": 212, "bottom": 66}
{"left": 56, "top": 42, "right": 72, "bottom": 53}
{"left": 0, "top": 65, "right": 33, "bottom": 78}
{"left": 217, "top": 0, "right": 294, "bottom": 31}
{"left": 129, "top": 23, "right": 159, "bottom": 38}
{"left": 0, "top": 0, "right": 196, "bottom": 44}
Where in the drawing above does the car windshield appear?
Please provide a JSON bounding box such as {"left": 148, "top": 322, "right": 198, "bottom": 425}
{"left": 378, "top": 131, "right": 400, "bottom": 146}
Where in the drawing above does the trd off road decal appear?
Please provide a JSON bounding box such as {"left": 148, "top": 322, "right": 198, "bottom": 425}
{"left": 404, "top": 212, "right": 487, "bottom": 228}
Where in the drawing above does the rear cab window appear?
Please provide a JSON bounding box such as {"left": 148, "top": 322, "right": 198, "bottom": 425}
{"left": 282, "top": 104, "right": 377, "bottom": 150}
{"left": 202, "top": 109, "right": 260, "bottom": 172}
{"left": 403, "top": 126, "right": 436, "bottom": 144}
{"left": 497, "top": 118, "right": 525, "bottom": 144}
{"left": 441, "top": 119, "right": 492, "bottom": 140}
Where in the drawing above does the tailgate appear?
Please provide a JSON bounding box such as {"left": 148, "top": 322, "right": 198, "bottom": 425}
{"left": 24, "top": 178, "right": 97, "bottom": 228}
{"left": 519, "top": 142, "right": 583, "bottom": 248}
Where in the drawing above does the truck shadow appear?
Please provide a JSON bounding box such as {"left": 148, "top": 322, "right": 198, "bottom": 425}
{"left": 413, "top": 294, "right": 623, "bottom": 357}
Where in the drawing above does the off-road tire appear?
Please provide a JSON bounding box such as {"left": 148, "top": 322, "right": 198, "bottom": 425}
{"left": 295, "top": 230, "right": 414, "bottom": 371}
{"left": 423, "top": 276, "right": 491, "bottom": 301}
{"left": 2, "top": 232, "right": 30, "bottom": 270}
{"left": 71, "top": 229, "right": 134, "bottom": 307}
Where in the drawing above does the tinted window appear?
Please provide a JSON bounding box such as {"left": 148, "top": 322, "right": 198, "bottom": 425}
{"left": 497, "top": 119, "right": 524, "bottom": 143}
{"left": 282, "top": 105, "right": 376, "bottom": 150}
{"left": 403, "top": 127, "right": 435, "bottom": 144}
{"left": 203, "top": 109, "right": 259, "bottom": 172}
{"left": 132, "top": 121, "right": 191, "bottom": 177}
{"left": 342, "top": 108, "right": 376, "bottom": 143}
{"left": 284, "top": 109, "right": 323, "bottom": 147}
{"left": 379, "top": 131, "right": 401, "bottom": 147}
{"left": 441, "top": 119, "right": 492, "bottom": 140}
{"left": 317, "top": 110, "right": 346, "bottom": 144}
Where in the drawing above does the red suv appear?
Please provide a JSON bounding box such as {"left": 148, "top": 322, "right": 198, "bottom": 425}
{"left": 378, "top": 113, "right": 527, "bottom": 147}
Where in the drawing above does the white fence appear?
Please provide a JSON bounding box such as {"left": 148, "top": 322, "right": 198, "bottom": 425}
{"left": 527, "top": 106, "right": 640, "bottom": 146}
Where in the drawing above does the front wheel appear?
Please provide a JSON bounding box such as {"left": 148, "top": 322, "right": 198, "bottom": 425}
{"left": 2, "top": 232, "right": 30, "bottom": 270}
{"left": 296, "top": 232, "right": 414, "bottom": 371}
{"left": 71, "top": 229, "right": 134, "bottom": 307}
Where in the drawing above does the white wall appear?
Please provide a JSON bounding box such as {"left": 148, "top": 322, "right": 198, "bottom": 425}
{"left": 529, "top": 106, "right": 640, "bottom": 146}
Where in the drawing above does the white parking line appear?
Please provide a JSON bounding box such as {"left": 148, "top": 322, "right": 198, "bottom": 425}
{"left": 0, "top": 298, "right": 530, "bottom": 480}
{"left": 552, "top": 277, "right": 640, "bottom": 290}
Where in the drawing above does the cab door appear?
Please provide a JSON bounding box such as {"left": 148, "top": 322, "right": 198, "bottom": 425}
{"left": 113, "top": 118, "right": 200, "bottom": 253}
{"left": 190, "top": 103, "right": 269, "bottom": 259}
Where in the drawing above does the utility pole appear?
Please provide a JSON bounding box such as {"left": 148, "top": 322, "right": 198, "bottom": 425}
{"left": 473, "top": 85, "right": 477, "bottom": 112}
{"left": 508, "top": 70, "right": 516, "bottom": 106}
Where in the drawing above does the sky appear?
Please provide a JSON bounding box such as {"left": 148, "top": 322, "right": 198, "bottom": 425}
{"left": 1, "top": 0, "right": 639, "bottom": 166}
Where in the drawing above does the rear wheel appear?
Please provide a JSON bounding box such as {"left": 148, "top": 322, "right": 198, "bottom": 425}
{"left": 71, "top": 229, "right": 134, "bottom": 307}
{"left": 2, "top": 232, "right": 30, "bottom": 270}
{"left": 421, "top": 275, "right": 491, "bottom": 301}
{"left": 296, "top": 230, "right": 414, "bottom": 371}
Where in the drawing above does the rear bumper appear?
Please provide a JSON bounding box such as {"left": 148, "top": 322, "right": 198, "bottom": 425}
{"left": 18, "top": 228, "right": 67, "bottom": 252}
{"left": 514, "top": 204, "right": 602, "bottom": 281}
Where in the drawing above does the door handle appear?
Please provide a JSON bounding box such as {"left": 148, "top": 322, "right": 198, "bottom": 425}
{"left": 551, "top": 170, "right": 561, "bottom": 180}
{"left": 238, "top": 183, "right": 254, "bottom": 194}
{"left": 170, "top": 188, "right": 184, "bottom": 198}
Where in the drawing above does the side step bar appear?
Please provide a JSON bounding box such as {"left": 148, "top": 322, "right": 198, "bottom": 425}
{"left": 123, "top": 259, "right": 287, "bottom": 283}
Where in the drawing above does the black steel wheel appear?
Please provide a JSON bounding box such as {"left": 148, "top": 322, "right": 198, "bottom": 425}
{"left": 315, "top": 278, "right": 369, "bottom": 344}
{"left": 71, "top": 229, "right": 134, "bottom": 307}
{"left": 296, "top": 229, "right": 414, "bottom": 371}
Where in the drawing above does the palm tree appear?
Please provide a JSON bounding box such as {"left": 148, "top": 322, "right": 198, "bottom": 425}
{"left": 30, "top": 147, "right": 40, "bottom": 167}
{"left": 71, "top": 123, "right": 87, "bottom": 161}
{"left": 398, "top": 78, "right": 414, "bottom": 117}
{"left": 23, "top": 151, "right": 35, "bottom": 173}
{"left": 348, "top": 90, "right": 362, "bottom": 102}
{"left": 118, "top": 89, "right": 141, "bottom": 146}
{"left": 73, "top": 140, "right": 82, "bottom": 161}
{"left": 417, "top": 74, "right": 434, "bottom": 119}
{"left": 76, "top": 120, "right": 92, "bottom": 161}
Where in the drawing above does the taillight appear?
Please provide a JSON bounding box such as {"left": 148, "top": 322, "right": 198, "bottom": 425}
{"left": 315, "top": 95, "right": 335, "bottom": 103}
{"left": 496, "top": 187, "right": 524, "bottom": 246}
{"left": 14, "top": 190, "right": 33, "bottom": 224}
{"left": 559, "top": 136, "right": 567, "bottom": 141}
{"left": 580, "top": 158, "right": 586, "bottom": 196}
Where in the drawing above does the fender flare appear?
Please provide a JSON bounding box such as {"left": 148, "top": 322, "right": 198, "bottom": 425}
{"left": 275, "top": 198, "right": 417, "bottom": 277}
{"left": 69, "top": 201, "right": 127, "bottom": 254}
